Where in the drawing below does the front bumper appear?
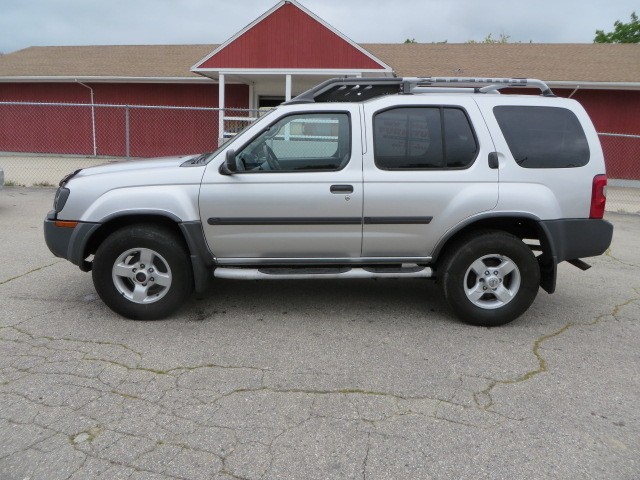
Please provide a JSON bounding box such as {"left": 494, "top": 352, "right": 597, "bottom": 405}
{"left": 44, "top": 210, "right": 100, "bottom": 269}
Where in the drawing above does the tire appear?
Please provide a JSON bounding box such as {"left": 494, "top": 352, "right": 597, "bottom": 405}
{"left": 92, "top": 224, "right": 193, "bottom": 320}
{"left": 439, "top": 230, "right": 540, "bottom": 327}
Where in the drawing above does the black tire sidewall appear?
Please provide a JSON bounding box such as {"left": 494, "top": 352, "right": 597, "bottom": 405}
{"left": 92, "top": 226, "right": 193, "bottom": 320}
{"left": 442, "top": 232, "right": 540, "bottom": 327}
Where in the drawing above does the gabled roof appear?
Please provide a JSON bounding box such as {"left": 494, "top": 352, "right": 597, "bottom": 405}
{"left": 192, "top": 0, "right": 391, "bottom": 73}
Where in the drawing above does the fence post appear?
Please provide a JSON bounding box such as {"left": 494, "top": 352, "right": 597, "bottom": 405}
{"left": 125, "top": 105, "right": 130, "bottom": 159}
{"left": 90, "top": 103, "right": 97, "bottom": 157}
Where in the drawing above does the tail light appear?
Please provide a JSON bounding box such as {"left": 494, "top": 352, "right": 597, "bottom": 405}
{"left": 590, "top": 174, "right": 607, "bottom": 219}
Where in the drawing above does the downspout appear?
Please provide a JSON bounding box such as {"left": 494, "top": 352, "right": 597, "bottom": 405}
{"left": 568, "top": 84, "right": 580, "bottom": 99}
{"left": 75, "top": 80, "right": 97, "bottom": 156}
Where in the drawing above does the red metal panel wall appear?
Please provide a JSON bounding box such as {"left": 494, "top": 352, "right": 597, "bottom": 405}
{"left": 198, "top": 3, "right": 385, "bottom": 69}
{"left": 0, "top": 83, "right": 94, "bottom": 155}
{"left": 560, "top": 89, "right": 640, "bottom": 180}
{"left": 0, "top": 82, "right": 249, "bottom": 157}
{"left": 1, "top": 82, "right": 637, "bottom": 177}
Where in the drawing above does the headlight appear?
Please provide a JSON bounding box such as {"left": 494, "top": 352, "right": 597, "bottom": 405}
{"left": 54, "top": 187, "right": 70, "bottom": 213}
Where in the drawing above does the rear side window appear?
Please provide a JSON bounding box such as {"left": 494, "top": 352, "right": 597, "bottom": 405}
{"left": 373, "top": 107, "right": 477, "bottom": 170}
{"left": 494, "top": 106, "right": 590, "bottom": 168}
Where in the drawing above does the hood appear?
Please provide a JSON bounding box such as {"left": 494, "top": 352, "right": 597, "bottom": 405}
{"left": 60, "top": 153, "right": 208, "bottom": 194}
{"left": 74, "top": 155, "right": 195, "bottom": 178}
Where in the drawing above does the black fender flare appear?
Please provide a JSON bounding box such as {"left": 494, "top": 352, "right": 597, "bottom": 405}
{"left": 430, "top": 212, "right": 558, "bottom": 293}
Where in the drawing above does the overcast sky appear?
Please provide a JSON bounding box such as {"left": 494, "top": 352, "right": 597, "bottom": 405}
{"left": 1, "top": 0, "right": 637, "bottom": 54}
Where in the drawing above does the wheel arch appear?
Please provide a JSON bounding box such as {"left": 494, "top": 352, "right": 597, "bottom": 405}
{"left": 83, "top": 213, "right": 180, "bottom": 260}
{"left": 432, "top": 212, "right": 557, "bottom": 293}
{"left": 81, "top": 212, "right": 213, "bottom": 293}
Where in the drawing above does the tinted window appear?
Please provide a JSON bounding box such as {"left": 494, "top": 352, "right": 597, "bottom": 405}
{"left": 494, "top": 106, "right": 589, "bottom": 168}
{"left": 444, "top": 108, "right": 478, "bottom": 168}
{"left": 373, "top": 107, "right": 477, "bottom": 170}
{"left": 374, "top": 108, "right": 443, "bottom": 169}
{"left": 236, "top": 113, "right": 350, "bottom": 172}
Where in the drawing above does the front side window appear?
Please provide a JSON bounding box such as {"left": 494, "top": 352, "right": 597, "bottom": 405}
{"left": 493, "top": 106, "right": 590, "bottom": 168}
{"left": 235, "top": 112, "right": 350, "bottom": 172}
{"left": 373, "top": 107, "right": 477, "bottom": 170}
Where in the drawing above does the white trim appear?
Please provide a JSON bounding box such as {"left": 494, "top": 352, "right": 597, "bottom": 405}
{"left": 196, "top": 68, "right": 392, "bottom": 75}
{"left": 218, "top": 74, "right": 225, "bottom": 145}
{"left": 223, "top": 116, "right": 258, "bottom": 122}
{"left": 285, "top": 74, "right": 292, "bottom": 101}
{"left": 248, "top": 82, "right": 255, "bottom": 110}
{"left": 547, "top": 81, "right": 640, "bottom": 91}
{"left": 3, "top": 75, "right": 637, "bottom": 91}
{"left": 191, "top": 0, "right": 392, "bottom": 73}
{"left": 0, "top": 76, "right": 219, "bottom": 84}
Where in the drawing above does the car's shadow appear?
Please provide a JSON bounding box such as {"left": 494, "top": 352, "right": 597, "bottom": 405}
{"left": 183, "top": 277, "right": 453, "bottom": 324}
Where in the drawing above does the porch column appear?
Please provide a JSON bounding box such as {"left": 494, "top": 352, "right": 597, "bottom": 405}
{"left": 248, "top": 82, "right": 255, "bottom": 111}
{"left": 285, "top": 74, "right": 292, "bottom": 101}
{"left": 218, "top": 74, "right": 225, "bottom": 146}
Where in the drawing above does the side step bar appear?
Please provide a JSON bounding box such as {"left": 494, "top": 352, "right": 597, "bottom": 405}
{"left": 214, "top": 266, "right": 433, "bottom": 280}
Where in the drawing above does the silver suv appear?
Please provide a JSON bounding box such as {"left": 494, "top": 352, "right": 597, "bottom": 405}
{"left": 44, "top": 77, "right": 613, "bottom": 326}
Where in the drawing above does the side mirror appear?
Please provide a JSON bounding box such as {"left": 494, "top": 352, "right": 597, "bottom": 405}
{"left": 220, "top": 149, "right": 237, "bottom": 175}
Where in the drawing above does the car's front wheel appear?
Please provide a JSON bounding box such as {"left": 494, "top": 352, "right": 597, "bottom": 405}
{"left": 440, "top": 231, "right": 540, "bottom": 327}
{"left": 92, "top": 225, "right": 193, "bottom": 320}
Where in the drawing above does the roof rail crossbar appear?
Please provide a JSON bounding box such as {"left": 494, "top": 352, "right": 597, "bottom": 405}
{"left": 404, "top": 77, "right": 555, "bottom": 97}
{"left": 285, "top": 77, "right": 402, "bottom": 104}
{"left": 285, "top": 76, "right": 555, "bottom": 104}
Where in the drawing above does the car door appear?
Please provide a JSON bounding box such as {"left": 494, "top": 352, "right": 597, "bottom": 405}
{"left": 361, "top": 97, "right": 499, "bottom": 258}
{"left": 199, "top": 105, "right": 363, "bottom": 261}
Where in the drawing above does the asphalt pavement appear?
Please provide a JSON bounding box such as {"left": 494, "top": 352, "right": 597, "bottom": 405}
{"left": 1, "top": 187, "right": 638, "bottom": 479}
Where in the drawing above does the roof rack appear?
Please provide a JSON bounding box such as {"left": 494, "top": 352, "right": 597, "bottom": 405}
{"left": 285, "top": 76, "right": 555, "bottom": 104}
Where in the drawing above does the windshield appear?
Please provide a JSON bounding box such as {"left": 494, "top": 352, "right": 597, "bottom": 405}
{"left": 201, "top": 109, "right": 275, "bottom": 164}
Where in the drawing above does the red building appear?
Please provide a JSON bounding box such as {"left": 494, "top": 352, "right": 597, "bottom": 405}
{"left": 0, "top": 0, "right": 638, "bottom": 178}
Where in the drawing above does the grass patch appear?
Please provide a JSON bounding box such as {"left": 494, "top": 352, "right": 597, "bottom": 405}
{"left": 4, "top": 180, "right": 26, "bottom": 187}
{"left": 32, "top": 180, "right": 55, "bottom": 187}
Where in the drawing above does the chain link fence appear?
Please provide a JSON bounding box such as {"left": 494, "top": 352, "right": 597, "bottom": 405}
{"left": 598, "top": 133, "right": 640, "bottom": 214}
{"left": 0, "top": 101, "right": 265, "bottom": 186}
{"left": 0, "top": 101, "right": 638, "bottom": 214}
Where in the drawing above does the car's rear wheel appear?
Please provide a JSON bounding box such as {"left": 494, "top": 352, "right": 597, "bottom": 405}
{"left": 439, "top": 231, "right": 540, "bottom": 327}
{"left": 92, "top": 225, "right": 193, "bottom": 320}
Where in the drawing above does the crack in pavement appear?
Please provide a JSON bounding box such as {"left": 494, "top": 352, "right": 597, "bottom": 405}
{"left": 2, "top": 280, "right": 638, "bottom": 478}
{"left": 605, "top": 248, "right": 640, "bottom": 269}
{"left": 473, "top": 287, "right": 640, "bottom": 411}
{"left": 361, "top": 432, "right": 371, "bottom": 480}
{"left": 0, "top": 261, "right": 61, "bottom": 286}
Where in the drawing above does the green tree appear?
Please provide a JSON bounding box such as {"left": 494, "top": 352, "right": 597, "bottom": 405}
{"left": 594, "top": 12, "right": 640, "bottom": 43}
{"left": 403, "top": 38, "right": 447, "bottom": 44}
{"left": 467, "top": 33, "right": 511, "bottom": 44}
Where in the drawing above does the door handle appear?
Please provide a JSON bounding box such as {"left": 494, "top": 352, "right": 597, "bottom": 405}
{"left": 488, "top": 152, "right": 499, "bottom": 169}
{"left": 330, "top": 184, "right": 354, "bottom": 194}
